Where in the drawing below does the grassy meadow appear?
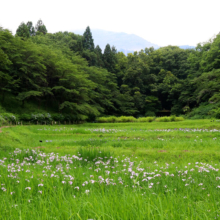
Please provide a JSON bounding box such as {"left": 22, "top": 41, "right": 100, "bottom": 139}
{"left": 1, "top": 120, "right": 220, "bottom": 219}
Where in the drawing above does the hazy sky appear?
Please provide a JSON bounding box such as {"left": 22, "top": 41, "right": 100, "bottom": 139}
{"left": 1, "top": 0, "right": 219, "bottom": 46}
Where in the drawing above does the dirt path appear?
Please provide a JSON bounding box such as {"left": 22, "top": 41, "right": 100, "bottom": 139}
{"left": 0, "top": 126, "right": 10, "bottom": 133}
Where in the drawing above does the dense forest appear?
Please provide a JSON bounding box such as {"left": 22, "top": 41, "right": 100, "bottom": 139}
{"left": 1, "top": 19, "right": 220, "bottom": 121}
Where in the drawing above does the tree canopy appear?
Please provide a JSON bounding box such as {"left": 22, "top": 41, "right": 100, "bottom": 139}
{"left": 2, "top": 23, "right": 220, "bottom": 119}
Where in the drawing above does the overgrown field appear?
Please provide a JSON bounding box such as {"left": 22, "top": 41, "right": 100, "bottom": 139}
{"left": 1, "top": 120, "right": 220, "bottom": 219}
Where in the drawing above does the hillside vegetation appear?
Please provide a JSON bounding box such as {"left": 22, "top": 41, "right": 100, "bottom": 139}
{"left": 1, "top": 20, "right": 220, "bottom": 120}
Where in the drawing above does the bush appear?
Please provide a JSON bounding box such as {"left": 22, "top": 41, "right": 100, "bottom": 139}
{"left": 170, "top": 115, "right": 176, "bottom": 122}
{"left": 116, "top": 116, "right": 136, "bottom": 122}
{"left": 96, "top": 117, "right": 108, "bottom": 123}
{"left": 155, "top": 117, "right": 171, "bottom": 122}
{"left": 145, "top": 111, "right": 156, "bottom": 117}
{"left": 107, "top": 116, "right": 117, "bottom": 123}
{"left": 137, "top": 117, "right": 154, "bottom": 122}
{"left": 187, "top": 102, "right": 218, "bottom": 119}
{"left": 1, "top": 113, "right": 17, "bottom": 122}
{"left": 175, "top": 117, "right": 185, "bottom": 121}
{"left": 51, "top": 113, "right": 65, "bottom": 122}
{"left": 0, "top": 115, "right": 6, "bottom": 126}
{"left": 20, "top": 114, "right": 32, "bottom": 122}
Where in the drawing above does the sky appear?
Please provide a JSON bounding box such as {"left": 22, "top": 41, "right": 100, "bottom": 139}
{"left": 1, "top": 0, "right": 220, "bottom": 47}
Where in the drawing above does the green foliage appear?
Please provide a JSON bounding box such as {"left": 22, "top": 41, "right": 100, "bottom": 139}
{"left": 116, "top": 116, "right": 136, "bottom": 122}
{"left": 137, "top": 117, "right": 154, "bottom": 122}
{"left": 155, "top": 117, "right": 171, "bottom": 122}
{"left": 175, "top": 116, "right": 185, "bottom": 121}
{"left": 82, "top": 26, "right": 94, "bottom": 51}
{"left": 187, "top": 102, "right": 219, "bottom": 119}
{"left": 3, "top": 22, "right": 220, "bottom": 120}
{"left": 35, "top": 19, "right": 47, "bottom": 35}
{"left": 16, "top": 22, "right": 30, "bottom": 39}
{"left": 1, "top": 113, "right": 17, "bottom": 122}
{"left": 0, "top": 114, "right": 6, "bottom": 125}
{"left": 170, "top": 115, "right": 176, "bottom": 121}
{"left": 145, "top": 111, "right": 156, "bottom": 117}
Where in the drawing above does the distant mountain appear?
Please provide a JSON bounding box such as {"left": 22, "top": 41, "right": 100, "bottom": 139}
{"left": 72, "top": 29, "right": 160, "bottom": 54}
{"left": 72, "top": 29, "right": 195, "bottom": 55}
{"left": 179, "top": 45, "right": 196, "bottom": 50}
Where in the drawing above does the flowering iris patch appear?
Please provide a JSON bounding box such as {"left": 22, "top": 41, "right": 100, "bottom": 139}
{"left": 0, "top": 147, "right": 220, "bottom": 219}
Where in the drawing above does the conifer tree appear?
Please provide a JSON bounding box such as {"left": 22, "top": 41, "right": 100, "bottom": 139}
{"left": 26, "top": 21, "right": 35, "bottom": 36}
{"left": 35, "top": 19, "right": 47, "bottom": 35}
{"left": 82, "top": 26, "right": 94, "bottom": 51}
{"left": 94, "top": 45, "right": 104, "bottom": 67}
{"left": 16, "top": 22, "right": 30, "bottom": 39}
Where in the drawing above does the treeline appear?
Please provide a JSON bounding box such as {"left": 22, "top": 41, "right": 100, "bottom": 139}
{"left": 1, "top": 20, "right": 220, "bottom": 120}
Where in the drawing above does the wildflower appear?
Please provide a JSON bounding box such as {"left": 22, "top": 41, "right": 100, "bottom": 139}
{"left": 62, "top": 181, "right": 66, "bottom": 184}
{"left": 85, "top": 190, "right": 90, "bottom": 194}
{"left": 198, "top": 183, "right": 203, "bottom": 186}
{"left": 25, "top": 187, "right": 31, "bottom": 190}
{"left": 38, "top": 184, "right": 43, "bottom": 187}
{"left": 38, "top": 191, "right": 42, "bottom": 194}
{"left": 74, "top": 186, "right": 79, "bottom": 190}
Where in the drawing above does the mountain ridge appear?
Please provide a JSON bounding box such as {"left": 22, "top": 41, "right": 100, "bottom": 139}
{"left": 72, "top": 29, "right": 195, "bottom": 54}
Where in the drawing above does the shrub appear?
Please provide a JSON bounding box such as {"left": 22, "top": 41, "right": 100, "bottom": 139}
{"left": 116, "top": 116, "right": 136, "bottom": 122}
{"left": 145, "top": 111, "right": 156, "bottom": 117}
{"left": 137, "top": 117, "right": 154, "bottom": 122}
{"left": 51, "top": 113, "right": 65, "bottom": 122}
{"left": 0, "top": 115, "right": 6, "bottom": 126}
{"left": 175, "top": 117, "right": 185, "bottom": 121}
{"left": 155, "top": 117, "right": 171, "bottom": 122}
{"left": 96, "top": 117, "right": 108, "bottom": 123}
{"left": 20, "top": 114, "right": 32, "bottom": 122}
{"left": 31, "top": 113, "right": 45, "bottom": 123}
{"left": 107, "top": 116, "right": 117, "bottom": 123}
{"left": 1, "top": 113, "right": 17, "bottom": 122}
{"left": 170, "top": 115, "right": 176, "bottom": 122}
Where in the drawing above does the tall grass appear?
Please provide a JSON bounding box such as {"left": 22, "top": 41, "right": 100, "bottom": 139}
{"left": 96, "top": 116, "right": 184, "bottom": 123}
{"left": 0, "top": 148, "right": 220, "bottom": 219}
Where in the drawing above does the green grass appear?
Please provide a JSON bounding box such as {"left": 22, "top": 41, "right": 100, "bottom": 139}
{"left": 1, "top": 120, "right": 220, "bottom": 219}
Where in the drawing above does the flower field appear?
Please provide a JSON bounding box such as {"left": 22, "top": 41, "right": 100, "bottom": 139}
{"left": 0, "top": 120, "right": 220, "bottom": 219}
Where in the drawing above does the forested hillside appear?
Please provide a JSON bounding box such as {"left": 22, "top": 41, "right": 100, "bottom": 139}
{"left": 1, "top": 20, "right": 220, "bottom": 121}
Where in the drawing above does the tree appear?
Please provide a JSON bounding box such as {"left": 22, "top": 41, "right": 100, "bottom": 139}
{"left": 35, "top": 19, "right": 47, "bottom": 35}
{"left": 94, "top": 45, "right": 104, "bottom": 67}
{"left": 26, "top": 21, "right": 35, "bottom": 36}
{"left": 16, "top": 22, "right": 30, "bottom": 39}
{"left": 82, "top": 26, "right": 94, "bottom": 51}
{"left": 103, "top": 44, "right": 117, "bottom": 73}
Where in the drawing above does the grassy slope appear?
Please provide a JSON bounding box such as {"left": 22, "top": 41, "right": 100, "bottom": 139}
{"left": 1, "top": 119, "right": 220, "bottom": 162}
{"left": 0, "top": 120, "right": 220, "bottom": 219}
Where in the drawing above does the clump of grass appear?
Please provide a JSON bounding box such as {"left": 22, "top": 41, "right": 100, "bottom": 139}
{"left": 116, "top": 116, "right": 136, "bottom": 122}
{"left": 155, "top": 116, "right": 185, "bottom": 122}
{"left": 96, "top": 116, "right": 184, "bottom": 123}
{"left": 155, "top": 116, "right": 171, "bottom": 122}
{"left": 137, "top": 117, "right": 154, "bottom": 122}
{"left": 175, "top": 116, "right": 185, "bottom": 121}
{"left": 78, "top": 147, "right": 112, "bottom": 162}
